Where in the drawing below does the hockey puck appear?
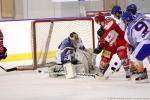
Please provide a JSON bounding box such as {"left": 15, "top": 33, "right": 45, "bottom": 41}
{"left": 38, "top": 70, "right": 42, "bottom": 73}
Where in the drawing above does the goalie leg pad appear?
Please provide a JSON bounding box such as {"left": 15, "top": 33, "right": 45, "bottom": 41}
{"left": 64, "top": 63, "right": 76, "bottom": 79}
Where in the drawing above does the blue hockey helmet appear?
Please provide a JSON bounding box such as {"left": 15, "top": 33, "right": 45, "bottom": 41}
{"left": 111, "top": 5, "right": 122, "bottom": 15}
{"left": 122, "top": 11, "right": 134, "bottom": 23}
{"left": 126, "top": 4, "right": 137, "bottom": 15}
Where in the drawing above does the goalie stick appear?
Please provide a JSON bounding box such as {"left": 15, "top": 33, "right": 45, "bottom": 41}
{"left": 76, "top": 73, "right": 95, "bottom": 78}
{"left": 0, "top": 66, "right": 7, "bottom": 71}
{"left": 38, "top": 70, "right": 96, "bottom": 78}
{"left": 39, "top": 61, "right": 121, "bottom": 80}
{"left": 0, "top": 66, "right": 16, "bottom": 72}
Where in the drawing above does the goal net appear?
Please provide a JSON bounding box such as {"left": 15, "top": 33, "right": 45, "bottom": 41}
{"left": 31, "top": 17, "right": 95, "bottom": 69}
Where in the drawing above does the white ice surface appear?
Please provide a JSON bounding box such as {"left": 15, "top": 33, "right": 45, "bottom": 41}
{"left": 0, "top": 61, "right": 150, "bottom": 100}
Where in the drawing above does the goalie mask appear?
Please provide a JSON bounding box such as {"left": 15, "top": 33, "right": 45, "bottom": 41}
{"left": 69, "top": 32, "right": 79, "bottom": 48}
{"left": 69, "top": 32, "right": 78, "bottom": 41}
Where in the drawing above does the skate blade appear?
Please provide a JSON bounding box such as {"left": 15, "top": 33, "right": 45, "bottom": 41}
{"left": 135, "top": 79, "right": 149, "bottom": 84}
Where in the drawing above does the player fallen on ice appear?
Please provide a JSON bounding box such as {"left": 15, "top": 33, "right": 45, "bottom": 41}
{"left": 122, "top": 11, "right": 150, "bottom": 82}
{"left": 94, "top": 12, "right": 131, "bottom": 79}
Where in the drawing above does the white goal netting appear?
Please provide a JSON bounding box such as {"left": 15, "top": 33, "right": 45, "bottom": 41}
{"left": 31, "top": 17, "right": 95, "bottom": 69}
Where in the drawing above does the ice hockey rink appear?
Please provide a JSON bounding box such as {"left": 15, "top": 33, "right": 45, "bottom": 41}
{"left": 1, "top": 0, "right": 150, "bottom": 100}
{"left": 0, "top": 58, "right": 150, "bottom": 100}
{"left": 0, "top": 16, "right": 150, "bottom": 100}
{"left": 0, "top": 18, "right": 149, "bottom": 100}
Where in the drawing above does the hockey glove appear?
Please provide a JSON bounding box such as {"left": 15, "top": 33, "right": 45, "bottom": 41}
{"left": 93, "top": 46, "right": 104, "bottom": 54}
{"left": 0, "top": 47, "right": 7, "bottom": 60}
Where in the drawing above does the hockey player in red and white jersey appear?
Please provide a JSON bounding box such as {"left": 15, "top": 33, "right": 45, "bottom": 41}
{"left": 95, "top": 13, "right": 131, "bottom": 79}
{"left": 94, "top": 5, "right": 123, "bottom": 56}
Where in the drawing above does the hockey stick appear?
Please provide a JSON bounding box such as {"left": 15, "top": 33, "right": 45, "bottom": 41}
{"left": 0, "top": 66, "right": 16, "bottom": 72}
{"left": 76, "top": 73, "right": 95, "bottom": 78}
{"left": 0, "top": 66, "right": 7, "bottom": 72}
{"left": 38, "top": 69, "right": 96, "bottom": 78}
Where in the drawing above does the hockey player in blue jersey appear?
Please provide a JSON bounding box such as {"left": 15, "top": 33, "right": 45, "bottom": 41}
{"left": 122, "top": 11, "right": 150, "bottom": 82}
{"left": 56, "top": 32, "right": 85, "bottom": 65}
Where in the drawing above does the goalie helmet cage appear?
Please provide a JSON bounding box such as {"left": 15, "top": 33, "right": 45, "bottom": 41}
{"left": 31, "top": 17, "right": 95, "bottom": 69}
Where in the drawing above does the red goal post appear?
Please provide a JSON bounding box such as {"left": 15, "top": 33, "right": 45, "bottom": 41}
{"left": 31, "top": 17, "right": 95, "bottom": 68}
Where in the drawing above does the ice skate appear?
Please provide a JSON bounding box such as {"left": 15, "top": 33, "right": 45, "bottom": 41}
{"left": 135, "top": 68, "right": 149, "bottom": 83}
{"left": 95, "top": 71, "right": 106, "bottom": 80}
{"left": 48, "top": 64, "right": 64, "bottom": 78}
{"left": 95, "top": 64, "right": 109, "bottom": 80}
{"left": 124, "top": 68, "right": 131, "bottom": 80}
{"left": 130, "top": 64, "right": 138, "bottom": 75}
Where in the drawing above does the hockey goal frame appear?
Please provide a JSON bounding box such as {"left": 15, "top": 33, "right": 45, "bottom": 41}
{"left": 31, "top": 17, "right": 95, "bottom": 69}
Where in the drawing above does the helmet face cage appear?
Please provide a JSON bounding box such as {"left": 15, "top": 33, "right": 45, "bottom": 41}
{"left": 126, "top": 4, "right": 137, "bottom": 15}
{"left": 111, "top": 5, "right": 122, "bottom": 15}
{"left": 122, "top": 11, "right": 134, "bottom": 23}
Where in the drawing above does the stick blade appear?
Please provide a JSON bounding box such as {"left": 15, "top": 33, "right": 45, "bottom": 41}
{"left": 0, "top": 66, "right": 7, "bottom": 72}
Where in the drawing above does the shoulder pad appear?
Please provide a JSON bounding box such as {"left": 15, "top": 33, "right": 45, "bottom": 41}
{"left": 104, "top": 20, "right": 114, "bottom": 30}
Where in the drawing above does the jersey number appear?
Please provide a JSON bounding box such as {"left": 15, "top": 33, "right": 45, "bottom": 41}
{"left": 134, "top": 21, "right": 148, "bottom": 37}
